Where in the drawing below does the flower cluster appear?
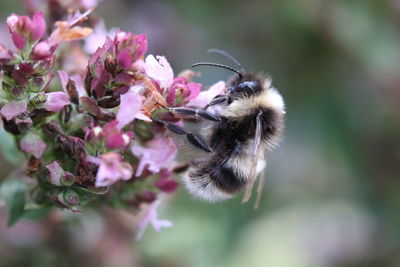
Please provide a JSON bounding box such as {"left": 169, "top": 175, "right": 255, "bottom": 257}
{"left": 0, "top": 1, "right": 226, "bottom": 234}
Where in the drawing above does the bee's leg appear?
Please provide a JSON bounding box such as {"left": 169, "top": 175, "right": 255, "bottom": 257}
{"left": 154, "top": 119, "right": 212, "bottom": 152}
{"left": 204, "top": 95, "right": 229, "bottom": 110}
{"left": 167, "top": 107, "right": 221, "bottom": 122}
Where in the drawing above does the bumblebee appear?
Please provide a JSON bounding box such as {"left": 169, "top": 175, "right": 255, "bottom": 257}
{"left": 164, "top": 50, "right": 285, "bottom": 206}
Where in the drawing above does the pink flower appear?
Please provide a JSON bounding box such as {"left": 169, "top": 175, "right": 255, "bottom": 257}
{"left": 32, "top": 41, "right": 52, "bottom": 59}
{"left": 20, "top": 132, "right": 47, "bottom": 158}
{"left": 155, "top": 179, "right": 178, "bottom": 193}
{"left": 166, "top": 77, "right": 201, "bottom": 105}
{"left": 115, "top": 32, "right": 148, "bottom": 64}
{"left": 6, "top": 12, "right": 46, "bottom": 49}
{"left": 101, "top": 121, "right": 133, "bottom": 149}
{"left": 144, "top": 55, "right": 174, "bottom": 91}
{"left": 187, "top": 81, "right": 226, "bottom": 108}
{"left": 84, "top": 21, "right": 116, "bottom": 54}
{"left": 116, "top": 86, "right": 151, "bottom": 129}
{"left": 136, "top": 196, "right": 173, "bottom": 240}
{"left": 58, "top": 71, "right": 86, "bottom": 98}
{"left": 88, "top": 152, "right": 133, "bottom": 187}
{"left": 0, "top": 100, "right": 27, "bottom": 120}
{"left": 131, "top": 136, "right": 177, "bottom": 176}
{"left": 44, "top": 92, "right": 70, "bottom": 112}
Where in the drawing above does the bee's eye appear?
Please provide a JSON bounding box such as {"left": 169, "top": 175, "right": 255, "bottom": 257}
{"left": 230, "top": 81, "right": 259, "bottom": 96}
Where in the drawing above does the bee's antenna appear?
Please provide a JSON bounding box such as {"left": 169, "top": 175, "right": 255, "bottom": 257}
{"left": 207, "top": 48, "right": 244, "bottom": 71}
{"left": 192, "top": 62, "right": 243, "bottom": 79}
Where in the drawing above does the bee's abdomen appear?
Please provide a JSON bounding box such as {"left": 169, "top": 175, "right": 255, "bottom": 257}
{"left": 183, "top": 160, "right": 247, "bottom": 202}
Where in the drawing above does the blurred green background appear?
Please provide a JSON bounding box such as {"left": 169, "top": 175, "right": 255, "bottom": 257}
{"left": 1, "top": 0, "right": 400, "bottom": 266}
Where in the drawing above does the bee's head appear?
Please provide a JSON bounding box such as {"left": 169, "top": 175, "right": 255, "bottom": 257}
{"left": 228, "top": 80, "right": 261, "bottom": 98}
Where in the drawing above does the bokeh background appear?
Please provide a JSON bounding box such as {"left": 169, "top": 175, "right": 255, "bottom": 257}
{"left": 1, "top": 0, "right": 400, "bottom": 266}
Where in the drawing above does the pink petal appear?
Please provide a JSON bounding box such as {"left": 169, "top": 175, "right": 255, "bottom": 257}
{"left": 6, "top": 14, "right": 19, "bottom": 31}
{"left": 44, "top": 92, "right": 70, "bottom": 112}
{"left": 0, "top": 100, "right": 27, "bottom": 120}
{"left": 117, "top": 48, "right": 133, "bottom": 70}
{"left": 11, "top": 32, "right": 26, "bottom": 50}
{"left": 187, "top": 81, "right": 225, "bottom": 108}
{"left": 116, "top": 88, "right": 151, "bottom": 129}
{"left": 46, "top": 161, "right": 64, "bottom": 185}
{"left": 131, "top": 136, "right": 177, "bottom": 177}
{"left": 185, "top": 82, "right": 201, "bottom": 100}
{"left": 166, "top": 86, "right": 176, "bottom": 106}
{"left": 20, "top": 132, "right": 46, "bottom": 158}
{"left": 87, "top": 155, "right": 101, "bottom": 165}
{"left": 70, "top": 74, "right": 86, "bottom": 97}
{"left": 32, "top": 41, "right": 51, "bottom": 59}
{"left": 136, "top": 197, "right": 172, "bottom": 240}
{"left": 133, "top": 34, "right": 148, "bottom": 60}
{"left": 144, "top": 55, "right": 174, "bottom": 91}
{"left": 58, "top": 70, "right": 69, "bottom": 91}
{"left": 92, "top": 153, "right": 133, "bottom": 187}
{"left": 31, "top": 12, "right": 46, "bottom": 41}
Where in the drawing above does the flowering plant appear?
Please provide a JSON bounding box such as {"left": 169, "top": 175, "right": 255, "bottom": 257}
{"left": 0, "top": 1, "right": 225, "bottom": 235}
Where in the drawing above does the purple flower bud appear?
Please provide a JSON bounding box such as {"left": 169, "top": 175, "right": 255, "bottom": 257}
{"left": 139, "top": 191, "right": 157, "bottom": 203}
{"left": 6, "top": 12, "right": 46, "bottom": 49}
{"left": 104, "top": 54, "right": 117, "bottom": 74}
{"left": 11, "top": 32, "right": 26, "bottom": 50}
{"left": 97, "top": 96, "right": 120, "bottom": 109}
{"left": 20, "top": 132, "right": 47, "bottom": 159}
{"left": 32, "top": 41, "right": 52, "bottom": 59}
{"left": 9, "top": 87, "right": 23, "bottom": 98}
{"left": 117, "top": 48, "right": 132, "bottom": 70}
{"left": 155, "top": 177, "right": 179, "bottom": 193}
{"left": 101, "top": 121, "right": 131, "bottom": 149}
{"left": 30, "top": 12, "right": 46, "bottom": 41}
{"left": 19, "top": 63, "right": 35, "bottom": 76}
{"left": 12, "top": 70, "right": 29, "bottom": 86}
{"left": 80, "top": 96, "right": 100, "bottom": 116}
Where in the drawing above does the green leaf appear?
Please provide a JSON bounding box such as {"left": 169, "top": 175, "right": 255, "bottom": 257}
{"left": 0, "top": 178, "right": 27, "bottom": 226}
{"left": 22, "top": 207, "right": 51, "bottom": 220}
{"left": 0, "top": 128, "right": 21, "bottom": 165}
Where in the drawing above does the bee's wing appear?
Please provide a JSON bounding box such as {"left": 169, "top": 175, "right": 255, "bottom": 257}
{"left": 254, "top": 152, "right": 267, "bottom": 209}
{"left": 242, "top": 111, "right": 263, "bottom": 203}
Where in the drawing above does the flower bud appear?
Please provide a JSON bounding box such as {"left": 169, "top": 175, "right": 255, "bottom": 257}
{"left": 50, "top": 189, "right": 80, "bottom": 209}
{"left": 32, "top": 41, "right": 52, "bottom": 59}
{"left": 66, "top": 79, "right": 79, "bottom": 105}
{"left": 97, "top": 96, "right": 120, "bottom": 108}
{"left": 46, "top": 161, "right": 75, "bottom": 186}
{"left": 105, "top": 54, "right": 117, "bottom": 74}
{"left": 30, "top": 92, "right": 47, "bottom": 106}
{"left": 61, "top": 189, "right": 79, "bottom": 206}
